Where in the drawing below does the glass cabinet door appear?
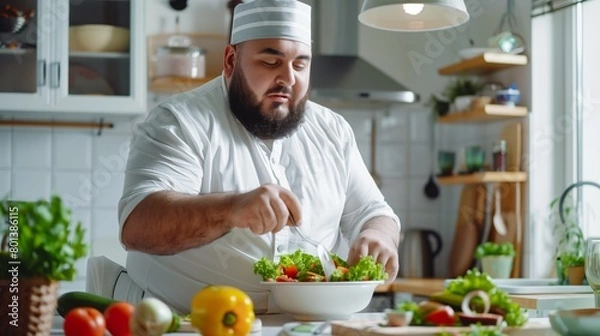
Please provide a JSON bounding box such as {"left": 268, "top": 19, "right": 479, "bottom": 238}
{"left": 67, "top": 0, "right": 131, "bottom": 96}
{"left": 55, "top": 0, "right": 145, "bottom": 114}
{"left": 0, "top": 0, "right": 51, "bottom": 110}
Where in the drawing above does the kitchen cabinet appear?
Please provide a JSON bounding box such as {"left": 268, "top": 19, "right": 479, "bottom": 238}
{"left": 0, "top": 0, "right": 146, "bottom": 117}
{"left": 437, "top": 52, "right": 528, "bottom": 277}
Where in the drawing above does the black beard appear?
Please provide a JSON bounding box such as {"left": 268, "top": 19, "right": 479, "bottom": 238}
{"left": 228, "top": 67, "right": 307, "bottom": 139}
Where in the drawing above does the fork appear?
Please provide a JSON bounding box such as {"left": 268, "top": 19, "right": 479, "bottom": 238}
{"left": 288, "top": 218, "right": 336, "bottom": 280}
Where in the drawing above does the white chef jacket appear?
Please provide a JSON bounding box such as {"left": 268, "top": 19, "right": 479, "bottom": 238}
{"left": 118, "top": 75, "right": 400, "bottom": 314}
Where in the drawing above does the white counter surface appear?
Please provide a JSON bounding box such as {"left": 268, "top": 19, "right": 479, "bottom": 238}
{"left": 49, "top": 313, "right": 557, "bottom": 336}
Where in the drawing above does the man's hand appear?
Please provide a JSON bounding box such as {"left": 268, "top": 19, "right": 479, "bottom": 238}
{"left": 230, "top": 184, "right": 303, "bottom": 235}
{"left": 347, "top": 217, "right": 399, "bottom": 283}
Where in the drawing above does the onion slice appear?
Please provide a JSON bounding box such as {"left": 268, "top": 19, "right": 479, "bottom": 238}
{"left": 461, "top": 290, "right": 491, "bottom": 316}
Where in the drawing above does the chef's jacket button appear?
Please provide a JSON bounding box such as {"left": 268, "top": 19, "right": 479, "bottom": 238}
{"left": 277, "top": 245, "right": 284, "bottom": 252}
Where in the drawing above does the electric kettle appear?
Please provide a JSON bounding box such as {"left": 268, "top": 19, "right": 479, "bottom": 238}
{"left": 398, "top": 229, "right": 443, "bottom": 278}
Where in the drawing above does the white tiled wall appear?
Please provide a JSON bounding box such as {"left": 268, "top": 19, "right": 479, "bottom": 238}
{"left": 0, "top": 0, "right": 537, "bottom": 294}
{"left": 0, "top": 102, "right": 455, "bottom": 291}
{"left": 0, "top": 124, "right": 135, "bottom": 293}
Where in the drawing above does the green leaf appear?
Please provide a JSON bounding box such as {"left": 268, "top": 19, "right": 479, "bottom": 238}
{"left": 474, "top": 242, "right": 515, "bottom": 258}
{"left": 0, "top": 195, "right": 88, "bottom": 281}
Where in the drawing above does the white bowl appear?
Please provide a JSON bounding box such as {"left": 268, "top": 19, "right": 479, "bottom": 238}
{"left": 69, "top": 24, "right": 130, "bottom": 52}
{"left": 261, "top": 281, "right": 383, "bottom": 321}
{"left": 453, "top": 95, "right": 476, "bottom": 112}
{"left": 458, "top": 48, "right": 500, "bottom": 59}
{"left": 384, "top": 309, "right": 413, "bottom": 326}
{"left": 549, "top": 308, "right": 600, "bottom": 335}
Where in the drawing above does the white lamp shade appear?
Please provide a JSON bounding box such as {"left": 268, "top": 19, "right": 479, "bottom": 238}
{"left": 359, "top": 0, "right": 470, "bottom": 32}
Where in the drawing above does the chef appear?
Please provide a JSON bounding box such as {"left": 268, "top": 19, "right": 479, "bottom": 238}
{"left": 97, "top": 0, "right": 400, "bottom": 314}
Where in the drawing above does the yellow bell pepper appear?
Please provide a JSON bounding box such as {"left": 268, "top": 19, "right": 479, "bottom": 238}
{"left": 190, "top": 286, "right": 255, "bottom": 336}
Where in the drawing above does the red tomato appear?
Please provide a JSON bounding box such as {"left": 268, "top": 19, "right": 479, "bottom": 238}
{"left": 63, "top": 307, "right": 106, "bottom": 336}
{"left": 104, "top": 302, "right": 135, "bottom": 336}
{"left": 284, "top": 265, "right": 299, "bottom": 279}
{"left": 336, "top": 266, "right": 349, "bottom": 274}
{"left": 425, "top": 306, "right": 457, "bottom": 326}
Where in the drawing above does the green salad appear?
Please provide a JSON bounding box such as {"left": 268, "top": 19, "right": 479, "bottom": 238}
{"left": 253, "top": 249, "right": 387, "bottom": 282}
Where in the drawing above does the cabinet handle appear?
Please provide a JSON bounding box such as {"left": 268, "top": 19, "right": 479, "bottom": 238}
{"left": 50, "top": 62, "right": 60, "bottom": 89}
{"left": 37, "top": 60, "right": 46, "bottom": 87}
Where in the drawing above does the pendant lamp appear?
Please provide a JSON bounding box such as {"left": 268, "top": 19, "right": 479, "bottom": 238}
{"left": 358, "top": 0, "right": 470, "bottom": 32}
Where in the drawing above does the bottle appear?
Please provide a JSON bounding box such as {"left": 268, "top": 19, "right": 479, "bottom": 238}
{"left": 493, "top": 140, "right": 507, "bottom": 171}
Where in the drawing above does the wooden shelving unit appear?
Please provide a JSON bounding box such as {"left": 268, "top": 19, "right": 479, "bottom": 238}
{"left": 437, "top": 172, "right": 527, "bottom": 185}
{"left": 438, "top": 52, "right": 529, "bottom": 278}
{"left": 438, "top": 104, "right": 528, "bottom": 124}
{"left": 438, "top": 52, "right": 528, "bottom": 76}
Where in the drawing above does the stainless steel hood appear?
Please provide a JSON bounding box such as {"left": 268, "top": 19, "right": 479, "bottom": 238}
{"left": 304, "top": 0, "right": 419, "bottom": 104}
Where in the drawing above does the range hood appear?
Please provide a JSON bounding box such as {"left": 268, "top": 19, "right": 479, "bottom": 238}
{"left": 304, "top": 0, "right": 419, "bottom": 104}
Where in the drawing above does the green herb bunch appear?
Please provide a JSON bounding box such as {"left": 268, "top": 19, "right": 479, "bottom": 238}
{"left": 443, "top": 78, "right": 481, "bottom": 103}
{"left": 0, "top": 195, "right": 88, "bottom": 281}
{"left": 474, "top": 242, "right": 515, "bottom": 259}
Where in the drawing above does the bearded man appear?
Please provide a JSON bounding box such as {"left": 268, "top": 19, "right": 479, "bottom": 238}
{"left": 114, "top": 0, "right": 400, "bottom": 314}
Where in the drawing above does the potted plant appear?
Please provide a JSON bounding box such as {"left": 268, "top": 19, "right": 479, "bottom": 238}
{"left": 559, "top": 252, "right": 585, "bottom": 285}
{"left": 426, "top": 94, "right": 451, "bottom": 117}
{"left": 550, "top": 193, "right": 587, "bottom": 285}
{"left": 474, "top": 242, "right": 515, "bottom": 278}
{"left": 443, "top": 78, "right": 481, "bottom": 112}
{"left": 0, "top": 195, "right": 88, "bottom": 336}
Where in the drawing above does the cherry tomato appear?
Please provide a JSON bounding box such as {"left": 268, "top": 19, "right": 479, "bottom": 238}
{"left": 284, "top": 265, "right": 299, "bottom": 279}
{"left": 63, "top": 307, "right": 106, "bottom": 336}
{"left": 336, "top": 266, "right": 349, "bottom": 274}
{"left": 104, "top": 302, "right": 135, "bottom": 336}
{"left": 425, "top": 305, "right": 457, "bottom": 326}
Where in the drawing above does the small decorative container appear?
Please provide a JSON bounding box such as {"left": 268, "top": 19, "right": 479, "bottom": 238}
{"left": 155, "top": 45, "right": 206, "bottom": 79}
{"left": 384, "top": 309, "right": 413, "bottom": 327}
{"left": 495, "top": 85, "right": 520, "bottom": 106}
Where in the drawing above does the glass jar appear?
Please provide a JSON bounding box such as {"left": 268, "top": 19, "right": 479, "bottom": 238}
{"left": 155, "top": 45, "right": 206, "bottom": 79}
{"left": 492, "top": 140, "right": 507, "bottom": 172}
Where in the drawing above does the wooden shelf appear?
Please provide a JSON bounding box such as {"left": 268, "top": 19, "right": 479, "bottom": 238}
{"left": 437, "top": 172, "right": 527, "bottom": 185}
{"left": 149, "top": 75, "right": 218, "bottom": 94}
{"left": 438, "top": 104, "right": 528, "bottom": 123}
{"left": 0, "top": 48, "right": 35, "bottom": 55}
{"left": 70, "top": 51, "right": 129, "bottom": 59}
{"left": 438, "top": 52, "right": 528, "bottom": 76}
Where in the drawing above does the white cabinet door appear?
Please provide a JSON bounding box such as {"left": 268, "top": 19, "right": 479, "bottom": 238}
{"left": 53, "top": 0, "right": 146, "bottom": 115}
{"left": 0, "top": 0, "right": 146, "bottom": 116}
{"left": 0, "top": 0, "right": 52, "bottom": 111}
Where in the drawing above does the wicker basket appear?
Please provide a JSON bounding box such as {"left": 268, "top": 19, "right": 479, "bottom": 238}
{"left": 0, "top": 276, "right": 59, "bottom": 336}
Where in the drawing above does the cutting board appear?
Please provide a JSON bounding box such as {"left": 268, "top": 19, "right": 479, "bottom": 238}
{"left": 447, "top": 184, "right": 487, "bottom": 278}
{"left": 500, "top": 122, "right": 522, "bottom": 172}
{"left": 331, "top": 319, "right": 553, "bottom": 336}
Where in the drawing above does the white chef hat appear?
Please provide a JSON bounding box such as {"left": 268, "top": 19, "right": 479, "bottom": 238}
{"left": 230, "top": 0, "right": 312, "bottom": 46}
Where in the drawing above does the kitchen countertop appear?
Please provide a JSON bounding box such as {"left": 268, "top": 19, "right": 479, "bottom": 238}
{"left": 50, "top": 312, "right": 557, "bottom": 336}
{"left": 50, "top": 313, "right": 297, "bottom": 336}
{"left": 389, "top": 278, "right": 595, "bottom": 311}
